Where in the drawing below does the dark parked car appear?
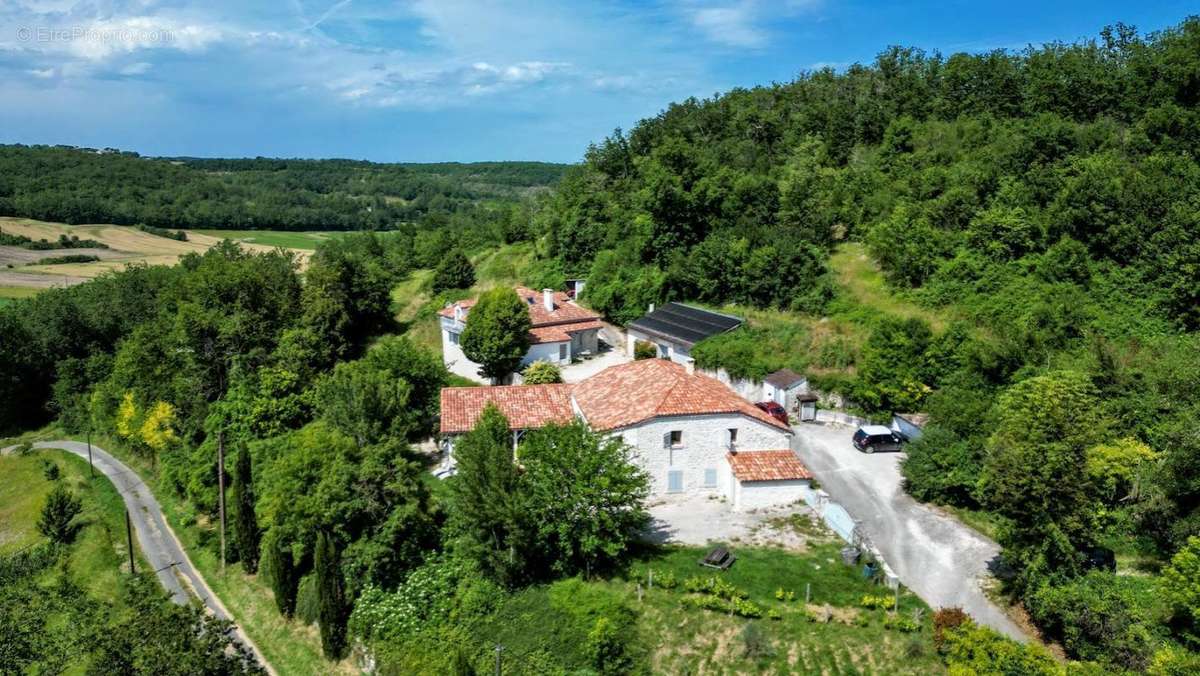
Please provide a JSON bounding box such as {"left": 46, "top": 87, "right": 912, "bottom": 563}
{"left": 851, "top": 425, "right": 904, "bottom": 454}
{"left": 755, "top": 401, "right": 789, "bottom": 426}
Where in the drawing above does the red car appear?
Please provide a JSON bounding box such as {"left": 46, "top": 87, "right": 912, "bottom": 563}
{"left": 755, "top": 401, "right": 789, "bottom": 426}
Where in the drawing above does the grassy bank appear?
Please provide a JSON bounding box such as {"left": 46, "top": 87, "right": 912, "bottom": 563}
{"left": 61, "top": 432, "right": 346, "bottom": 675}
{"left": 186, "top": 229, "right": 338, "bottom": 250}
{"left": 0, "top": 448, "right": 148, "bottom": 603}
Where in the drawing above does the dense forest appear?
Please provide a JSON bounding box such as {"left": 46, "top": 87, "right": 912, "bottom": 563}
{"left": 0, "top": 145, "right": 565, "bottom": 231}
{"left": 524, "top": 16, "right": 1200, "bottom": 674}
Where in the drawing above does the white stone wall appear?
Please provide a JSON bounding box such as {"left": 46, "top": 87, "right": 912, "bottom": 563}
{"left": 732, "top": 479, "right": 810, "bottom": 511}
{"left": 522, "top": 340, "right": 570, "bottom": 367}
{"left": 626, "top": 329, "right": 693, "bottom": 365}
{"left": 617, "top": 413, "right": 792, "bottom": 496}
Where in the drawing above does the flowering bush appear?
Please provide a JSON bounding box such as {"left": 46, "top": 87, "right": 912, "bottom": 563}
{"left": 348, "top": 560, "right": 461, "bottom": 642}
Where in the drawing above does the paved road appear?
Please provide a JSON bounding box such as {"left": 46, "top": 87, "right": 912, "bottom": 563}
{"left": 6, "top": 440, "right": 274, "bottom": 672}
{"left": 792, "top": 423, "right": 1028, "bottom": 640}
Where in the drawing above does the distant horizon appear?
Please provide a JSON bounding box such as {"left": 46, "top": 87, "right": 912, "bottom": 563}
{"left": 2, "top": 1, "right": 1194, "bottom": 163}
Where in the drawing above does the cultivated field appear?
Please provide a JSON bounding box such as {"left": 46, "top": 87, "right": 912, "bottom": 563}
{"left": 0, "top": 217, "right": 312, "bottom": 294}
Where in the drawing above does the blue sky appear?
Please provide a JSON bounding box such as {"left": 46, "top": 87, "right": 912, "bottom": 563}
{"left": 0, "top": 1, "right": 1193, "bottom": 163}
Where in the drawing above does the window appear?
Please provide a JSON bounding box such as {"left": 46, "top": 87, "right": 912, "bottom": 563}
{"left": 668, "top": 430, "right": 683, "bottom": 447}
{"left": 704, "top": 468, "right": 718, "bottom": 488}
{"left": 559, "top": 343, "right": 568, "bottom": 361}
{"left": 667, "top": 470, "right": 684, "bottom": 493}
{"left": 657, "top": 343, "right": 671, "bottom": 359}
{"left": 448, "top": 331, "right": 460, "bottom": 345}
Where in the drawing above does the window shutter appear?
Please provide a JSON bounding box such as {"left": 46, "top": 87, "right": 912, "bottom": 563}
{"left": 722, "top": 428, "right": 731, "bottom": 448}
{"left": 662, "top": 432, "right": 671, "bottom": 449}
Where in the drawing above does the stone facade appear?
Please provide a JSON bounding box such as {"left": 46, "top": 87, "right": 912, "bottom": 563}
{"left": 616, "top": 413, "right": 792, "bottom": 497}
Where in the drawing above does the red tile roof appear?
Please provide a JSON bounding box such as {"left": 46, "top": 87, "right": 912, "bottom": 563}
{"left": 439, "top": 384, "right": 574, "bottom": 434}
{"left": 529, "top": 319, "right": 606, "bottom": 344}
{"left": 726, "top": 450, "right": 813, "bottom": 482}
{"left": 570, "top": 359, "right": 792, "bottom": 432}
{"left": 438, "top": 287, "right": 601, "bottom": 329}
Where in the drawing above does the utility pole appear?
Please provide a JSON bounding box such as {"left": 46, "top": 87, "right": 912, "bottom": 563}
{"left": 217, "top": 428, "right": 227, "bottom": 574}
{"left": 125, "top": 509, "right": 135, "bottom": 574}
{"left": 86, "top": 428, "right": 94, "bottom": 478}
{"left": 493, "top": 644, "right": 504, "bottom": 676}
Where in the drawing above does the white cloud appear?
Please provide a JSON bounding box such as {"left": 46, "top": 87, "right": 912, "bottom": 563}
{"left": 691, "top": 4, "right": 767, "bottom": 48}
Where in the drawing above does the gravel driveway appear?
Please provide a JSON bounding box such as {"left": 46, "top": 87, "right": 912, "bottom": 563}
{"left": 793, "top": 422, "right": 1027, "bottom": 640}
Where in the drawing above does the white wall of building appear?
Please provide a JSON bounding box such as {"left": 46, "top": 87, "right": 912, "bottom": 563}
{"left": 626, "top": 329, "right": 693, "bottom": 366}
{"left": 442, "top": 316, "right": 580, "bottom": 381}
{"left": 616, "top": 413, "right": 792, "bottom": 496}
{"left": 732, "top": 478, "right": 811, "bottom": 511}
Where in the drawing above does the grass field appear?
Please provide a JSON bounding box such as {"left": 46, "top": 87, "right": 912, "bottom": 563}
{"left": 0, "top": 217, "right": 313, "bottom": 293}
{"left": 453, "top": 544, "right": 942, "bottom": 675}
{"left": 0, "top": 448, "right": 147, "bottom": 604}
{"left": 186, "top": 229, "right": 339, "bottom": 250}
{"left": 829, "top": 242, "right": 948, "bottom": 332}
{"left": 392, "top": 242, "right": 536, "bottom": 355}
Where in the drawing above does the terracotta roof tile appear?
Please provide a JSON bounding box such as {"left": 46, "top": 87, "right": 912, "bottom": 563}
{"left": 438, "top": 287, "right": 601, "bottom": 328}
{"left": 439, "top": 384, "right": 574, "bottom": 434}
{"left": 726, "top": 450, "right": 813, "bottom": 482}
{"left": 570, "top": 359, "right": 792, "bottom": 432}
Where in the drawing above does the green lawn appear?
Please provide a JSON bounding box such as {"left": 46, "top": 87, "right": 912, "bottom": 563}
{"left": 186, "top": 229, "right": 338, "bottom": 250}
{"left": 0, "top": 285, "right": 41, "bottom": 305}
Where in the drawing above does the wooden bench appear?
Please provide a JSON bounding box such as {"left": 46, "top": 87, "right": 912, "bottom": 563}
{"left": 699, "top": 546, "right": 736, "bottom": 570}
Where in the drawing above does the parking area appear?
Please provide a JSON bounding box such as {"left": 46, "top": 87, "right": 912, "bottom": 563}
{"left": 792, "top": 421, "right": 1026, "bottom": 639}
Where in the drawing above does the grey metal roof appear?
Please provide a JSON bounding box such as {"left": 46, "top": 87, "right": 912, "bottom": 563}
{"left": 765, "top": 369, "right": 806, "bottom": 389}
{"left": 628, "top": 302, "right": 743, "bottom": 347}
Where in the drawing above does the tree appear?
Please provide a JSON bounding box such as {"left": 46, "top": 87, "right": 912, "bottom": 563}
{"left": 518, "top": 420, "right": 650, "bottom": 577}
{"left": 264, "top": 533, "right": 298, "bottom": 618}
{"left": 459, "top": 287, "right": 531, "bottom": 382}
{"left": 90, "top": 576, "right": 263, "bottom": 675}
{"left": 232, "top": 443, "right": 260, "bottom": 574}
{"left": 448, "top": 404, "right": 527, "bottom": 586}
{"left": 1162, "top": 537, "right": 1200, "bottom": 637}
{"left": 314, "top": 359, "right": 415, "bottom": 446}
{"left": 521, "top": 360, "right": 562, "bottom": 384}
{"left": 36, "top": 485, "right": 82, "bottom": 544}
{"left": 315, "top": 530, "right": 347, "bottom": 659}
{"left": 431, "top": 251, "right": 475, "bottom": 293}
{"left": 981, "top": 371, "right": 1104, "bottom": 593}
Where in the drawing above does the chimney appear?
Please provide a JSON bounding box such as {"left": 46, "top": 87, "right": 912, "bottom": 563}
{"left": 542, "top": 288, "right": 554, "bottom": 312}
{"left": 685, "top": 359, "right": 695, "bottom": 375}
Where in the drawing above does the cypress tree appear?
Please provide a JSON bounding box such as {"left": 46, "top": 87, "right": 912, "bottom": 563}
{"left": 266, "top": 535, "right": 298, "bottom": 617}
{"left": 315, "top": 529, "right": 347, "bottom": 659}
{"left": 232, "top": 443, "right": 260, "bottom": 574}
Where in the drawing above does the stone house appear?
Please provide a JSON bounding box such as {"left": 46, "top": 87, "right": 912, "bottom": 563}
{"left": 439, "top": 359, "right": 812, "bottom": 510}
{"left": 440, "top": 287, "right": 603, "bottom": 381}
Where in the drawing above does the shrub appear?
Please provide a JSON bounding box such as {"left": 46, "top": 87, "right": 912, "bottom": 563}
{"left": 15, "top": 442, "right": 33, "bottom": 456}
{"left": 521, "top": 360, "right": 563, "bottom": 384}
{"left": 586, "top": 616, "right": 633, "bottom": 676}
{"left": 766, "top": 608, "right": 782, "bottom": 621}
{"left": 1027, "top": 572, "right": 1156, "bottom": 670}
{"left": 36, "top": 485, "right": 82, "bottom": 544}
{"left": 741, "top": 622, "right": 775, "bottom": 659}
{"left": 654, "top": 569, "right": 677, "bottom": 590}
{"left": 633, "top": 340, "right": 657, "bottom": 360}
{"left": 933, "top": 607, "right": 969, "bottom": 650}
{"left": 941, "top": 618, "right": 1061, "bottom": 675}
{"left": 861, "top": 594, "right": 896, "bottom": 610}
{"left": 41, "top": 459, "right": 60, "bottom": 481}
{"left": 36, "top": 254, "right": 101, "bottom": 265}
{"left": 884, "top": 614, "right": 919, "bottom": 632}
